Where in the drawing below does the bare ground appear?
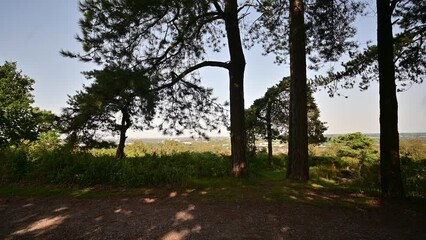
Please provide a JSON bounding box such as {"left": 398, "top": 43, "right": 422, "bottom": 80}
{"left": 1, "top": 187, "right": 425, "bottom": 240}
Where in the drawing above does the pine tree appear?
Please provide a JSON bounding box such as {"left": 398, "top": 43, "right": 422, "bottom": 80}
{"left": 252, "top": 0, "right": 364, "bottom": 181}
{"left": 316, "top": 0, "right": 424, "bottom": 197}
{"left": 246, "top": 77, "right": 327, "bottom": 166}
{"left": 62, "top": 0, "right": 252, "bottom": 176}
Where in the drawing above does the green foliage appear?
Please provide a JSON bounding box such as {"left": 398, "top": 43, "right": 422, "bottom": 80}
{"left": 0, "top": 62, "right": 35, "bottom": 145}
{"left": 400, "top": 139, "right": 426, "bottom": 161}
{"left": 60, "top": 66, "right": 156, "bottom": 151}
{"left": 316, "top": 0, "right": 425, "bottom": 95}
{"left": 246, "top": 77, "right": 327, "bottom": 149}
{"left": 0, "top": 146, "right": 29, "bottom": 181}
{"left": 1, "top": 137, "right": 425, "bottom": 199}
{"left": 0, "top": 62, "right": 58, "bottom": 147}
{"left": 308, "top": 133, "right": 380, "bottom": 192}
{"left": 401, "top": 157, "right": 426, "bottom": 198}
{"left": 331, "top": 132, "right": 378, "bottom": 172}
{"left": 252, "top": 0, "right": 365, "bottom": 67}
{"left": 248, "top": 152, "right": 286, "bottom": 175}
{"left": 0, "top": 146, "right": 231, "bottom": 187}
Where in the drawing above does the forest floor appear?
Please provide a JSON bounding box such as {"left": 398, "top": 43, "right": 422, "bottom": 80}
{"left": 1, "top": 182, "right": 425, "bottom": 240}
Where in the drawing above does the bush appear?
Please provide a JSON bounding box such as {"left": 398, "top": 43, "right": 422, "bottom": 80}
{"left": 401, "top": 157, "right": 426, "bottom": 198}
{"left": 0, "top": 146, "right": 231, "bottom": 187}
{"left": 330, "top": 133, "right": 379, "bottom": 177}
{"left": 400, "top": 139, "right": 426, "bottom": 161}
{"left": 0, "top": 146, "right": 29, "bottom": 182}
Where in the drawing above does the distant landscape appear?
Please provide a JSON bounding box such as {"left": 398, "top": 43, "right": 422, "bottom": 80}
{"left": 125, "top": 132, "right": 426, "bottom": 144}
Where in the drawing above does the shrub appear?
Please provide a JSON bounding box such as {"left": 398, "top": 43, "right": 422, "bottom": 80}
{"left": 401, "top": 157, "right": 426, "bottom": 198}
{"left": 0, "top": 146, "right": 231, "bottom": 187}
{"left": 331, "top": 133, "right": 379, "bottom": 176}
{"left": 400, "top": 139, "right": 426, "bottom": 161}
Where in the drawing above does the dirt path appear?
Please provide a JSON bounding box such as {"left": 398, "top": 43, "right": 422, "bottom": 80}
{"left": 1, "top": 193, "right": 425, "bottom": 240}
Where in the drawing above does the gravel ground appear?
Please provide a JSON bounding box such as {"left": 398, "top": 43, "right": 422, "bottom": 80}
{"left": 1, "top": 194, "right": 425, "bottom": 240}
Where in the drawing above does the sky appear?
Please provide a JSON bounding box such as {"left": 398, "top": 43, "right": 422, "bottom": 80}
{"left": 1, "top": 0, "right": 425, "bottom": 138}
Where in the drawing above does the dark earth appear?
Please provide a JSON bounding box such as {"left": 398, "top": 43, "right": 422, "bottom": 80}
{"left": 1, "top": 189, "right": 425, "bottom": 240}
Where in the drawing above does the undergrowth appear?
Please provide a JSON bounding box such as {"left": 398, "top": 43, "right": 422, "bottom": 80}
{"left": 1, "top": 136, "right": 425, "bottom": 199}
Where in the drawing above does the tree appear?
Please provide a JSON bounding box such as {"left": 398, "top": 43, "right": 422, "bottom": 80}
{"left": 246, "top": 77, "right": 327, "bottom": 166}
{"left": 61, "top": 65, "right": 225, "bottom": 158}
{"left": 332, "top": 132, "right": 378, "bottom": 177}
{"left": 316, "top": 0, "right": 425, "bottom": 197}
{"left": 252, "top": 0, "right": 364, "bottom": 181}
{"left": 376, "top": 0, "right": 403, "bottom": 198}
{"left": 63, "top": 0, "right": 253, "bottom": 176}
{"left": 61, "top": 66, "right": 157, "bottom": 158}
{"left": 0, "top": 61, "right": 57, "bottom": 146}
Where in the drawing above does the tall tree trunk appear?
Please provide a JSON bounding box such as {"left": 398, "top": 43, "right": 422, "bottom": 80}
{"left": 224, "top": 0, "right": 247, "bottom": 177}
{"left": 288, "top": 0, "right": 309, "bottom": 182}
{"left": 267, "top": 100, "right": 273, "bottom": 168}
{"left": 377, "top": 0, "right": 404, "bottom": 198}
{"left": 116, "top": 108, "right": 131, "bottom": 159}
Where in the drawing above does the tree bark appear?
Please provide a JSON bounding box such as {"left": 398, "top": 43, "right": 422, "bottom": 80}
{"left": 224, "top": 0, "right": 247, "bottom": 177}
{"left": 267, "top": 100, "right": 273, "bottom": 168}
{"left": 377, "top": 0, "right": 404, "bottom": 198}
{"left": 116, "top": 108, "right": 131, "bottom": 159}
{"left": 288, "top": 0, "right": 309, "bottom": 182}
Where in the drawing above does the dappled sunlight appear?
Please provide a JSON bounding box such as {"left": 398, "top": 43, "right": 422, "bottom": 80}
{"left": 71, "top": 187, "right": 94, "bottom": 197}
{"left": 114, "top": 207, "right": 132, "bottom": 216}
{"left": 159, "top": 204, "right": 201, "bottom": 240}
{"left": 310, "top": 183, "right": 325, "bottom": 189}
{"left": 173, "top": 204, "right": 195, "bottom": 226}
{"left": 161, "top": 225, "right": 202, "bottom": 240}
{"left": 53, "top": 207, "right": 68, "bottom": 213}
{"left": 22, "top": 203, "right": 34, "bottom": 208}
{"left": 280, "top": 226, "right": 291, "bottom": 234}
{"left": 169, "top": 191, "right": 178, "bottom": 198}
{"left": 181, "top": 189, "right": 196, "bottom": 197}
{"left": 11, "top": 215, "right": 69, "bottom": 237}
{"left": 143, "top": 197, "right": 157, "bottom": 203}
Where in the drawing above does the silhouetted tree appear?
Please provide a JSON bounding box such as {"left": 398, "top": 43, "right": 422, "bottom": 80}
{"left": 252, "top": 0, "right": 364, "bottom": 181}
{"left": 61, "top": 66, "right": 156, "bottom": 158}
{"left": 316, "top": 0, "right": 424, "bottom": 197}
{"left": 246, "top": 77, "right": 327, "bottom": 167}
{"left": 62, "top": 0, "right": 256, "bottom": 177}
{"left": 61, "top": 65, "right": 226, "bottom": 158}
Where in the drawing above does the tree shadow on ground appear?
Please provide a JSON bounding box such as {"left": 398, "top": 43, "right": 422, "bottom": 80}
{"left": 1, "top": 186, "right": 425, "bottom": 240}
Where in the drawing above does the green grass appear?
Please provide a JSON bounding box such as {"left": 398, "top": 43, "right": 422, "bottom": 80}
{"left": 0, "top": 184, "right": 159, "bottom": 199}
{"left": 1, "top": 137, "right": 425, "bottom": 202}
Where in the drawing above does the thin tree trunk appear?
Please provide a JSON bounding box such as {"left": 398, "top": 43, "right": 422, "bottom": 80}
{"left": 225, "top": 0, "right": 247, "bottom": 177}
{"left": 288, "top": 0, "right": 309, "bottom": 182}
{"left": 116, "top": 108, "right": 131, "bottom": 159}
{"left": 377, "top": 0, "right": 404, "bottom": 198}
{"left": 267, "top": 100, "right": 273, "bottom": 168}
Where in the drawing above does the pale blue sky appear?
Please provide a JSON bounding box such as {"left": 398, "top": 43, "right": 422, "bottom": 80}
{"left": 1, "top": 0, "right": 425, "bottom": 138}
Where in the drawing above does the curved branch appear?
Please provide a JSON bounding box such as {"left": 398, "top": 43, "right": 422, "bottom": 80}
{"left": 150, "top": 60, "right": 229, "bottom": 92}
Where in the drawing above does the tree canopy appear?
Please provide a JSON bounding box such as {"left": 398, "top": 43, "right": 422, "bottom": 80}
{"left": 62, "top": 0, "right": 254, "bottom": 176}
{"left": 246, "top": 77, "right": 327, "bottom": 156}
{"left": 61, "top": 64, "right": 226, "bottom": 157}
{"left": 0, "top": 61, "right": 56, "bottom": 146}
{"left": 313, "top": 0, "right": 425, "bottom": 198}
{"left": 315, "top": 0, "right": 425, "bottom": 95}
{"left": 250, "top": 0, "right": 364, "bottom": 181}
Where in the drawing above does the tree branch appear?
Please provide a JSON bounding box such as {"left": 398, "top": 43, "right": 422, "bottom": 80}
{"left": 212, "top": 1, "right": 225, "bottom": 18}
{"left": 390, "top": 0, "right": 400, "bottom": 14}
{"left": 150, "top": 61, "right": 229, "bottom": 92}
